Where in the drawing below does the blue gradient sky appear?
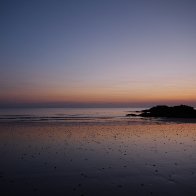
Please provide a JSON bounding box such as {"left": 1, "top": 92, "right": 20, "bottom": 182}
{"left": 1, "top": 0, "right": 196, "bottom": 107}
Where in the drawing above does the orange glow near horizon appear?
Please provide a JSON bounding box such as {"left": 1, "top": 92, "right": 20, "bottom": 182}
{"left": 1, "top": 82, "right": 196, "bottom": 106}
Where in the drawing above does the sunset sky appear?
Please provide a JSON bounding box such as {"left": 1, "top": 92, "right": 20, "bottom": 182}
{"left": 1, "top": 0, "right": 196, "bottom": 107}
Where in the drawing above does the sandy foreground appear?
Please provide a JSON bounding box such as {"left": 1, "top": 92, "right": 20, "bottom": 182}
{"left": 0, "top": 122, "right": 196, "bottom": 196}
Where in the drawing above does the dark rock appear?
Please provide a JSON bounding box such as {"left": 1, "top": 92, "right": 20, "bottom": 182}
{"left": 126, "top": 113, "right": 138, "bottom": 117}
{"left": 126, "top": 105, "right": 196, "bottom": 118}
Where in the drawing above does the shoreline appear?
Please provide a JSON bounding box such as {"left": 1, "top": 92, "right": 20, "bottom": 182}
{"left": 1, "top": 122, "right": 196, "bottom": 195}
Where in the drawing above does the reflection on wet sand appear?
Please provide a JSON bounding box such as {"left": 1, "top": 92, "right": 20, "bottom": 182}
{"left": 0, "top": 123, "right": 196, "bottom": 195}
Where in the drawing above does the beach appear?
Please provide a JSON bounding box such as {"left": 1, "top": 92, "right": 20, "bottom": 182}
{"left": 0, "top": 121, "right": 196, "bottom": 196}
{"left": 2, "top": 0, "right": 196, "bottom": 195}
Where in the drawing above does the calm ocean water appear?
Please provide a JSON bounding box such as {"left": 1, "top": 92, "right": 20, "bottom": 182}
{"left": 0, "top": 108, "right": 146, "bottom": 123}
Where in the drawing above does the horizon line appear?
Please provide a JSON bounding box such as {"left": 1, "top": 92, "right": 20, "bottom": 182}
{"left": 0, "top": 101, "right": 196, "bottom": 109}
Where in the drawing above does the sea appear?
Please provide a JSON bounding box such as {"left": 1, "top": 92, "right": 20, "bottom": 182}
{"left": 0, "top": 107, "right": 147, "bottom": 124}
{"left": 1, "top": 107, "right": 195, "bottom": 125}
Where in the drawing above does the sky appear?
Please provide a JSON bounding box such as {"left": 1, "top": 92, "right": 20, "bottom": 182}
{"left": 1, "top": 0, "right": 196, "bottom": 107}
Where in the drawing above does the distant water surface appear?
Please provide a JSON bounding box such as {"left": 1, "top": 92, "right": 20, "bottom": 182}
{"left": 1, "top": 107, "right": 196, "bottom": 125}
{"left": 0, "top": 108, "right": 145, "bottom": 124}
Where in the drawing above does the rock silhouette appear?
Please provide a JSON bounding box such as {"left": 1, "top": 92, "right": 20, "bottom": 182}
{"left": 127, "top": 105, "right": 196, "bottom": 118}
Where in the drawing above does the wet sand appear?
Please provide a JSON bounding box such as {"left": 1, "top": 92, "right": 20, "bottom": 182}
{"left": 0, "top": 122, "right": 196, "bottom": 196}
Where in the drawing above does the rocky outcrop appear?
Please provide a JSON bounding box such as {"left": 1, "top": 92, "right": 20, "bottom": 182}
{"left": 126, "top": 105, "right": 196, "bottom": 118}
